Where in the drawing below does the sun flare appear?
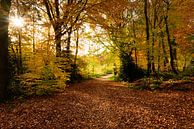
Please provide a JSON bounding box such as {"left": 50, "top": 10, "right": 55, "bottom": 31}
{"left": 10, "top": 17, "right": 24, "bottom": 27}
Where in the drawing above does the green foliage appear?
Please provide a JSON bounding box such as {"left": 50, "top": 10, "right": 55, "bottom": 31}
{"left": 160, "top": 72, "right": 180, "bottom": 81}
{"left": 32, "top": 85, "right": 53, "bottom": 96}
{"left": 69, "top": 64, "right": 83, "bottom": 83}
{"left": 41, "top": 66, "right": 55, "bottom": 80}
{"left": 160, "top": 69, "right": 194, "bottom": 81}
{"left": 73, "top": 57, "right": 88, "bottom": 79}
{"left": 149, "top": 78, "right": 162, "bottom": 90}
{"left": 128, "top": 77, "right": 163, "bottom": 90}
{"left": 7, "top": 51, "right": 23, "bottom": 98}
{"left": 108, "top": 75, "right": 115, "bottom": 81}
{"left": 81, "top": 51, "right": 118, "bottom": 79}
{"left": 182, "top": 67, "right": 194, "bottom": 77}
{"left": 105, "top": 69, "right": 113, "bottom": 74}
{"left": 128, "top": 83, "right": 147, "bottom": 90}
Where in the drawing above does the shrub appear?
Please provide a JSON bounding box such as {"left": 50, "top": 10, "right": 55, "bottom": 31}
{"left": 41, "top": 66, "right": 55, "bottom": 80}
{"left": 119, "top": 53, "right": 145, "bottom": 82}
{"left": 160, "top": 72, "right": 180, "bottom": 81}
{"left": 105, "top": 69, "right": 113, "bottom": 74}
{"left": 128, "top": 83, "right": 148, "bottom": 90}
{"left": 13, "top": 52, "right": 69, "bottom": 97}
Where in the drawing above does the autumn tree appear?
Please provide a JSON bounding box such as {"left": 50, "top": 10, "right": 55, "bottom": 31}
{"left": 0, "top": 0, "right": 12, "bottom": 101}
{"left": 43, "top": 0, "right": 88, "bottom": 57}
{"left": 163, "top": 0, "right": 178, "bottom": 74}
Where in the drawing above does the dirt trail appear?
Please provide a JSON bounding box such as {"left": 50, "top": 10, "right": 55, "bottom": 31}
{"left": 0, "top": 77, "right": 193, "bottom": 128}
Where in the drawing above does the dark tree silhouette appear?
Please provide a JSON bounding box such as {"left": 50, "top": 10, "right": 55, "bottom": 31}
{"left": 0, "top": 0, "right": 12, "bottom": 101}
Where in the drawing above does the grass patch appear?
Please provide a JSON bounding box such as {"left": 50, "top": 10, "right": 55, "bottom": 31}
{"left": 108, "top": 75, "right": 115, "bottom": 81}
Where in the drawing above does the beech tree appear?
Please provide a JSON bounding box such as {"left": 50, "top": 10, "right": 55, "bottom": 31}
{"left": 0, "top": 0, "right": 12, "bottom": 101}
{"left": 144, "top": 0, "right": 151, "bottom": 76}
{"left": 163, "top": 0, "right": 178, "bottom": 74}
{"left": 43, "top": 0, "right": 88, "bottom": 57}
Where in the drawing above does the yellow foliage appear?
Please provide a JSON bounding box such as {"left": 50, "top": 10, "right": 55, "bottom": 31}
{"left": 20, "top": 50, "right": 69, "bottom": 96}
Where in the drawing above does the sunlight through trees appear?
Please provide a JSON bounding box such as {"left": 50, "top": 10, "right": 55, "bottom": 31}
{"left": 10, "top": 17, "right": 24, "bottom": 27}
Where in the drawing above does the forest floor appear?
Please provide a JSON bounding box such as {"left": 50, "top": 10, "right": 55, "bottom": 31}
{"left": 0, "top": 76, "right": 194, "bottom": 129}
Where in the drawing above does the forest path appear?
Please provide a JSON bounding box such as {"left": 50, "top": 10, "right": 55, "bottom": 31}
{"left": 99, "top": 74, "right": 114, "bottom": 80}
{"left": 0, "top": 76, "right": 193, "bottom": 128}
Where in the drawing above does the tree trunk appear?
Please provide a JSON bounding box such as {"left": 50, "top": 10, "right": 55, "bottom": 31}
{"left": 160, "top": 31, "right": 168, "bottom": 70}
{"left": 164, "top": 1, "right": 178, "bottom": 74}
{"left": 151, "top": 5, "right": 157, "bottom": 74}
{"left": 132, "top": 18, "right": 138, "bottom": 67}
{"left": 183, "top": 55, "right": 187, "bottom": 71}
{"left": 18, "top": 29, "right": 23, "bottom": 74}
{"left": 151, "top": 27, "right": 156, "bottom": 74}
{"left": 0, "top": 0, "right": 11, "bottom": 101}
{"left": 32, "top": 13, "right": 35, "bottom": 53}
{"left": 144, "top": 0, "right": 151, "bottom": 76}
{"left": 66, "top": 27, "right": 72, "bottom": 59}
{"left": 74, "top": 29, "right": 79, "bottom": 65}
{"left": 54, "top": 25, "right": 62, "bottom": 57}
{"left": 164, "top": 16, "right": 178, "bottom": 74}
{"left": 43, "top": 0, "right": 62, "bottom": 57}
{"left": 158, "top": 35, "right": 162, "bottom": 73}
{"left": 134, "top": 48, "right": 138, "bottom": 66}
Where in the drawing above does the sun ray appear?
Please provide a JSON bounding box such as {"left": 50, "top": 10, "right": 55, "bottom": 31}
{"left": 10, "top": 17, "right": 24, "bottom": 27}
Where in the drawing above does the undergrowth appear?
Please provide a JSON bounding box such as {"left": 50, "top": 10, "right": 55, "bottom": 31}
{"left": 128, "top": 71, "right": 193, "bottom": 91}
